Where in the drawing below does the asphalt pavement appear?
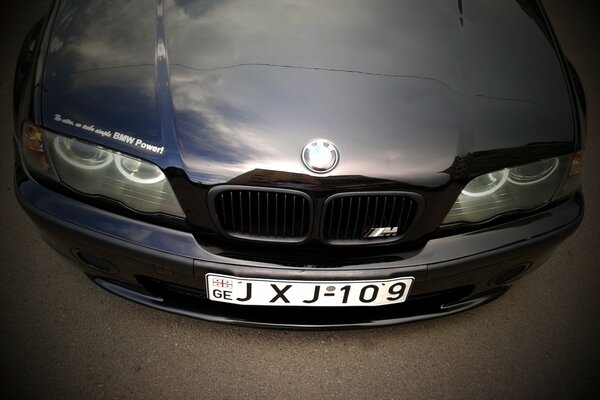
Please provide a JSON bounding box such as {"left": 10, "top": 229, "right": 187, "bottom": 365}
{"left": 1, "top": 1, "right": 599, "bottom": 399}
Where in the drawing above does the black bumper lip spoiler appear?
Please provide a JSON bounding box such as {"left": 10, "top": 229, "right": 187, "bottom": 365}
{"left": 93, "top": 276, "right": 507, "bottom": 330}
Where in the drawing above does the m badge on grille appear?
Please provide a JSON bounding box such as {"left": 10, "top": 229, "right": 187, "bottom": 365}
{"left": 365, "top": 227, "right": 398, "bottom": 238}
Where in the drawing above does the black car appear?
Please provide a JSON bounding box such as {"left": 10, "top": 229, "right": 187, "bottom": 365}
{"left": 13, "top": 0, "right": 585, "bottom": 328}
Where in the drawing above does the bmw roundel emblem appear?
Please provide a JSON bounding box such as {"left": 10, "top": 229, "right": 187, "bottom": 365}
{"left": 301, "top": 139, "right": 339, "bottom": 173}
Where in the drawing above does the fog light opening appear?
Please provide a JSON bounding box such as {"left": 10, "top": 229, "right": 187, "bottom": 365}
{"left": 75, "top": 250, "right": 119, "bottom": 274}
{"left": 491, "top": 263, "right": 531, "bottom": 286}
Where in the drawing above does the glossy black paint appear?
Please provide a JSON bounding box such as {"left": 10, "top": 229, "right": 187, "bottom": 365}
{"left": 41, "top": 0, "right": 576, "bottom": 184}
{"left": 28, "top": 0, "right": 581, "bottom": 257}
{"left": 13, "top": 0, "right": 586, "bottom": 327}
{"left": 14, "top": 168, "right": 583, "bottom": 327}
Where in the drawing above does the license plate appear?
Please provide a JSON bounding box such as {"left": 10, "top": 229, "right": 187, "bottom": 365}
{"left": 206, "top": 274, "right": 414, "bottom": 307}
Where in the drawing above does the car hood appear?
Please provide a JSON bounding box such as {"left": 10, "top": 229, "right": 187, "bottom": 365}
{"left": 42, "top": 0, "right": 575, "bottom": 185}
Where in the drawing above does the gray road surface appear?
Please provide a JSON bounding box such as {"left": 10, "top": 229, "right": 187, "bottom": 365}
{"left": 1, "top": 1, "right": 598, "bottom": 399}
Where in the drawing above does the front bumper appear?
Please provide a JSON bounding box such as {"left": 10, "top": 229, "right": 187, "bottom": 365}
{"left": 16, "top": 176, "right": 583, "bottom": 328}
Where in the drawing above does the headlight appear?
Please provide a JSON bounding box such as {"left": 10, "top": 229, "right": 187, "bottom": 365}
{"left": 53, "top": 136, "right": 114, "bottom": 170}
{"left": 461, "top": 169, "right": 508, "bottom": 197}
{"left": 114, "top": 155, "right": 165, "bottom": 184}
{"left": 507, "top": 158, "right": 559, "bottom": 185}
{"left": 21, "top": 123, "right": 184, "bottom": 218}
{"left": 443, "top": 154, "right": 579, "bottom": 224}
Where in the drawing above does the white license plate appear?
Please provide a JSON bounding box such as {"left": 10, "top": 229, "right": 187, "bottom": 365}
{"left": 206, "top": 274, "right": 414, "bottom": 307}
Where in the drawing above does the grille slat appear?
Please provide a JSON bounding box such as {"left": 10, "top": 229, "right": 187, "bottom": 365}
{"left": 238, "top": 192, "right": 244, "bottom": 233}
{"left": 248, "top": 191, "right": 252, "bottom": 234}
{"left": 229, "top": 192, "right": 235, "bottom": 232}
{"left": 291, "top": 196, "right": 296, "bottom": 236}
{"left": 352, "top": 197, "right": 362, "bottom": 239}
{"left": 220, "top": 193, "right": 227, "bottom": 228}
{"left": 256, "top": 192, "right": 261, "bottom": 236}
{"left": 396, "top": 197, "right": 406, "bottom": 231}
{"left": 344, "top": 198, "right": 353, "bottom": 239}
{"left": 328, "top": 198, "right": 335, "bottom": 238}
{"left": 300, "top": 198, "right": 306, "bottom": 237}
{"left": 380, "top": 197, "right": 388, "bottom": 227}
{"left": 336, "top": 197, "right": 344, "bottom": 238}
{"left": 213, "top": 188, "right": 311, "bottom": 241}
{"left": 362, "top": 197, "right": 371, "bottom": 238}
{"left": 283, "top": 194, "right": 287, "bottom": 236}
{"left": 323, "top": 193, "right": 419, "bottom": 243}
{"left": 401, "top": 200, "right": 413, "bottom": 232}
{"left": 266, "top": 192, "right": 270, "bottom": 236}
{"left": 388, "top": 197, "right": 397, "bottom": 229}
{"left": 375, "top": 197, "right": 380, "bottom": 226}
{"left": 274, "top": 193, "right": 279, "bottom": 237}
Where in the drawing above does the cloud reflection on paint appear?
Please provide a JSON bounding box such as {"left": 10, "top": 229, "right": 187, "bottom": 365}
{"left": 165, "top": 0, "right": 572, "bottom": 184}
{"left": 41, "top": 0, "right": 573, "bottom": 185}
{"left": 166, "top": 0, "right": 467, "bottom": 183}
{"left": 43, "top": 0, "right": 161, "bottom": 152}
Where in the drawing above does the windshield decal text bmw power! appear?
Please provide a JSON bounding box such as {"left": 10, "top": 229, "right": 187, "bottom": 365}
{"left": 53, "top": 114, "right": 165, "bottom": 155}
